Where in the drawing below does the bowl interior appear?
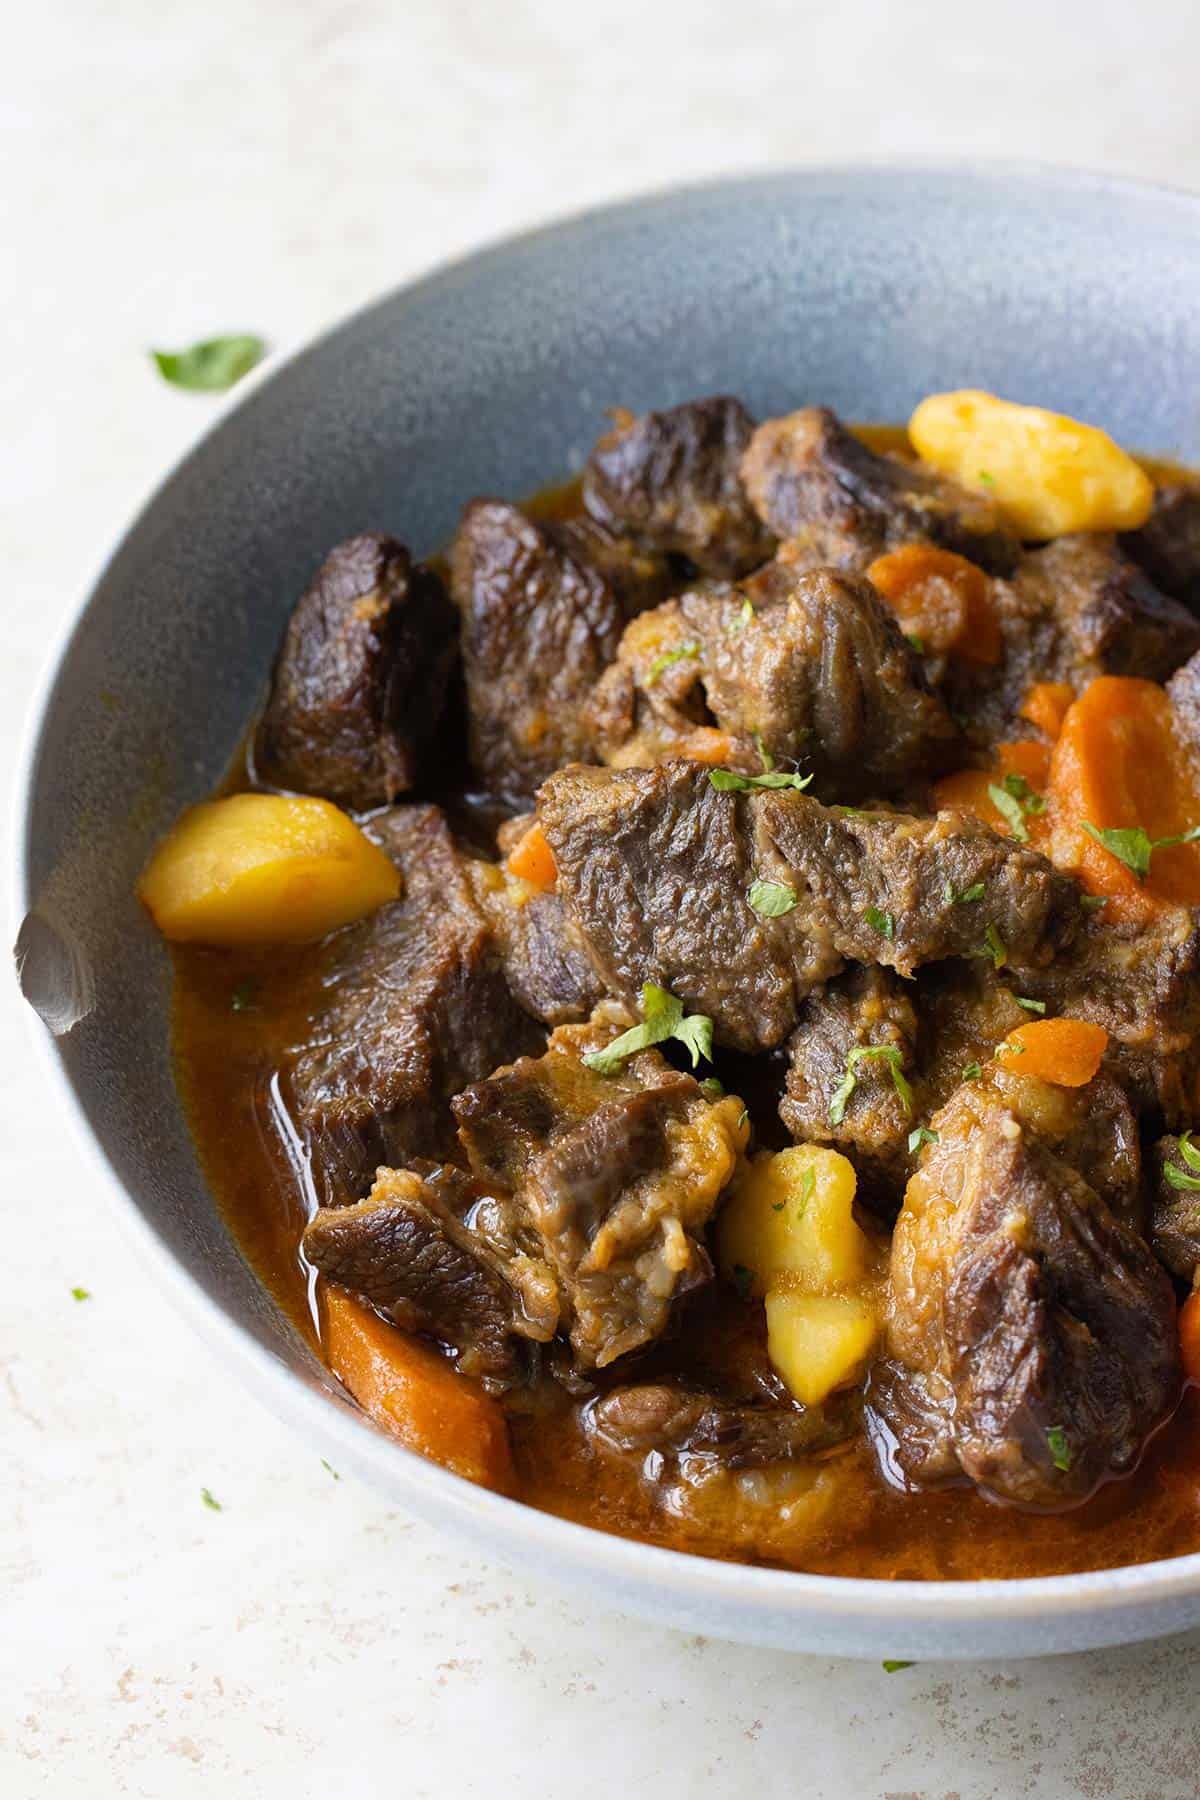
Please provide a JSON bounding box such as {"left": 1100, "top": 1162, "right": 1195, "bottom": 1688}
{"left": 18, "top": 165, "right": 1200, "bottom": 1656}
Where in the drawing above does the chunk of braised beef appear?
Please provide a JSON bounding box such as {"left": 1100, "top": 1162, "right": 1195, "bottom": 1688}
{"left": 780, "top": 966, "right": 919, "bottom": 1209}
{"left": 302, "top": 1164, "right": 554, "bottom": 1387}
{"left": 1167, "top": 646, "right": 1200, "bottom": 751}
{"left": 1150, "top": 1136, "right": 1200, "bottom": 1282}
{"left": 583, "top": 396, "right": 775, "bottom": 576}
{"left": 551, "top": 513, "right": 677, "bottom": 617}
{"left": 448, "top": 500, "right": 627, "bottom": 799}
{"left": 1125, "top": 478, "right": 1200, "bottom": 613}
{"left": 465, "top": 862, "right": 604, "bottom": 1027}
{"left": 451, "top": 1031, "right": 747, "bottom": 1369}
{"left": 536, "top": 761, "right": 1082, "bottom": 1052}
{"left": 256, "top": 534, "right": 457, "bottom": 808}
{"left": 587, "top": 1380, "right": 859, "bottom": 1469}
{"left": 739, "top": 407, "right": 1018, "bottom": 574}
{"left": 586, "top": 561, "right": 961, "bottom": 800}
{"left": 875, "top": 1079, "right": 1179, "bottom": 1507}
{"left": 286, "top": 805, "right": 541, "bottom": 1199}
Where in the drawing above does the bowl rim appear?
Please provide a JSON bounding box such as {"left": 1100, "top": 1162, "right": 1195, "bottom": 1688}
{"left": 16, "top": 157, "right": 1200, "bottom": 1635}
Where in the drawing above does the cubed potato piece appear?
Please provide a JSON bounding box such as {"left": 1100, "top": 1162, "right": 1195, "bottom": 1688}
{"left": 138, "top": 792, "right": 401, "bottom": 946}
{"left": 909, "top": 389, "right": 1154, "bottom": 539}
{"left": 765, "top": 1290, "right": 879, "bottom": 1408}
{"left": 717, "top": 1145, "right": 866, "bottom": 1296}
{"left": 321, "top": 1287, "right": 515, "bottom": 1492}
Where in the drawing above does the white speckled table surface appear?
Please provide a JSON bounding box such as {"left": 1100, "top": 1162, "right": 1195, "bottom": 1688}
{"left": 7, "top": 3, "right": 1200, "bottom": 1794}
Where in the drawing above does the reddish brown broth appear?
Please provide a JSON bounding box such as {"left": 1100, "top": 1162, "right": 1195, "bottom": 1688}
{"left": 169, "top": 441, "right": 1200, "bottom": 1581}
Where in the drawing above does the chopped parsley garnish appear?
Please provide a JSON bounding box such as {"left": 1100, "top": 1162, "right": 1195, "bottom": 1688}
{"left": 977, "top": 469, "right": 995, "bottom": 488}
{"left": 1080, "top": 821, "right": 1200, "bottom": 883}
{"left": 698, "top": 1077, "right": 725, "bottom": 1100}
{"left": 230, "top": 980, "right": 259, "bottom": 1013}
{"left": 752, "top": 732, "right": 774, "bottom": 773}
{"left": 945, "top": 879, "right": 986, "bottom": 906}
{"left": 583, "top": 983, "right": 714, "bottom": 1075}
{"left": 1080, "top": 894, "right": 1110, "bottom": 912}
{"left": 973, "top": 923, "right": 1008, "bottom": 970}
{"left": 1164, "top": 1131, "right": 1200, "bottom": 1192}
{"left": 70, "top": 1286, "right": 91, "bottom": 1302}
{"left": 1046, "top": 1426, "right": 1072, "bottom": 1472}
{"left": 961, "top": 1061, "right": 983, "bottom": 1081}
{"left": 731, "top": 1263, "right": 755, "bottom": 1299}
{"left": 1014, "top": 996, "right": 1046, "bottom": 1014}
{"left": 907, "top": 1126, "right": 939, "bottom": 1152}
{"left": 646, "top": 640, "right": 701, "bottom": 685}
{"left": 729, "top": 596, "right": 755, "bottom": 631}
{"left": 201, "top": 1487, "right": 223, "bottom": 1512}
{"left": 988, "top": 772, "right": 1046, "bottom": 843}
{"left": 321, "top": 1459, "right": 341, "bottom": 1481}
{"left": 829, "top": 1045, "right": 913, "bottom": 1126}
{"left": 735, "top": 1106, "right": 749, "bottom": 1132}
{"left": 797, "top": 1166, "right": 816, "bottom": 1218}
{"left": 882, "top": 1659, "right": 915, "bottom": 1673}
{"left": 905, "top": 633, "right": 925, "bottom": 655}
{"left": 749, "top": 878, "right": 797, "bottom": 918}
{"left": 152, "top": 334, "right": 266, "bottom": 393}
{"left": 709, "top": 768, "right": 813, "bottom": 794}
{"left": 863, "top": 906, "right": 895, "bottom": 940}
{"left": 997, "top": 1039, "right": 1026, "bottom": 1057}
{"left": 771, "top": 1200, "right": 785, "bottom": 1212}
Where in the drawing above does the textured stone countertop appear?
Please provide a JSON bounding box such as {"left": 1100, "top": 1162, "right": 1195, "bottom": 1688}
{"left": 6, "top": 3, "right": 1200, "bottom": 1794}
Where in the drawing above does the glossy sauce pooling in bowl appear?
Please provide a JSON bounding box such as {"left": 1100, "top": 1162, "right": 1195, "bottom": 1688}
{"left": 159, "top": 397, "right": 1200, "bottom": 1579}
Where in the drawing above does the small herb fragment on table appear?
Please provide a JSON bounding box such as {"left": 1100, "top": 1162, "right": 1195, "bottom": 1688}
{"left": 907, "top": 1126, "right": 939, "bottom": 1153}
{"left": 151, "top": 334, "right": 266, "bottom": 393}
{"left": 321, "top": 1459, "right": 341, "bottom": 1481}
{"left": 70, "top": 1286, "right": 91, "bottom": 1302}
{"left": 646, "top": 641, "right": 701, "bottom": 686}
{"left": 748, "top": 878, "right": 797, "bottom": 918}
{"left": 1046, "top": 1425, "right": 1072, "bottom": 1472}
{"left": 709, "top": 768, "right": 813, "bottom": 794}
{"left": 829, "top": 1044, "right": 913, "bottom": 1126}
{"left": 583, "top": 983, "right": 714, "bottom": 1075}
{"left": 863, "top": 905, "right": 894, "bottom": 940}
{"left": 201, "top": 1487, "right": 223, "bottom": 1512}
{"left": 882, "top": 1659, "right": 915, "bottom": 1673}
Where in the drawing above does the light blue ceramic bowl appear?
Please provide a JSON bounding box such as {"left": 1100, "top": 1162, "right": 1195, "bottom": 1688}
{"left": 16, "top": 165, "right": 1200, "bottom": 1658}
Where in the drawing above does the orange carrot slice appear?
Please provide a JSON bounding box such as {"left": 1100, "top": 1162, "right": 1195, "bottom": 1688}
{"left": 998, "top": 1018, "right": 1108, "bottom": 1087}
{"left": 506, "top": 822, "right": 558, "bottom": 891}
{"left": 867, "top": 544, "right": 1001, "bottom": 664}
{"left": 1180, "top": 1290, "right": 1200, "bottom": 1387}
{"left": 1020, "top": 681, "right": 1075, "bottom": 741}
{"left": 321, "top": 1286, "right": 516, "bottom": 1492}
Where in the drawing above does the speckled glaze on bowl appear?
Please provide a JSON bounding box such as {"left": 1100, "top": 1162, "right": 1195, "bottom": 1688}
{"left": 16, "top": 165, "right": 1200, "bottom": 1660}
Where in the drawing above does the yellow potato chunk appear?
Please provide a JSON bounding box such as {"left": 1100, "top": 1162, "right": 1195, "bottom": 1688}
{"left": 908, "top": 389, "right": 1154, "bottom": 539}
{"left": 717, "top": 1145, "right": 866, "bottom": 1296}
{"left": 765, "top": 1291, "right": 879, "bottom": 1408}
{"left": 138, "top": 792, "right": 401, "bottom": 946}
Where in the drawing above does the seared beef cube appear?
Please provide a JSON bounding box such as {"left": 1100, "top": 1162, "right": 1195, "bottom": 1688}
{"left": 1168, "top": 646, "right": 1200, "bottom": 749}
{"left": 1011, "top": 908, "right": 1200, "bottom": 1122}
{"left": 303, "top": 1164, "right": 555, "bottom": 1387}
{"left": 287, "top": 805, "right": 541, "bottom": 1197}
{"left": 256, "top": 535, "right": 457, "bottom": 809}
{"left": 583, "top": 396, "right": 774, "bottom": 577}
{"left": 1150, "top": 1135, "right": 1200, "bottom": 1281}
{"left": 781, "top": 967, "right": 919, "bottom": 1203}
{"left": 876, "top": 1077, "right": 1179, "bottom": 1507}
{"left": 587, "top": 1380, "right": 858, "bottom": 1469}
{"left": 537, "top": 762, "right": 1081, "bottom": 1052}
{"left": 1125, "top": 478, "right": 1200, "bottom": 611}
{"left": 465, "top": 861, "right": 605, "bottom": 1027}
{"left": 740, "top": 408, "right": 1018, "bottom": 574}
{"left": 449, "top": 500, "right": 627, "bottom": 798}
{"left": 452, "top": 1032, "right": 748, "bottom": 1368}
{"left": 1009, "top": 535, "right": 1200, "bottom": 684}
{"left": 587, "top": 561, "right": 960, "bottom": 800}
